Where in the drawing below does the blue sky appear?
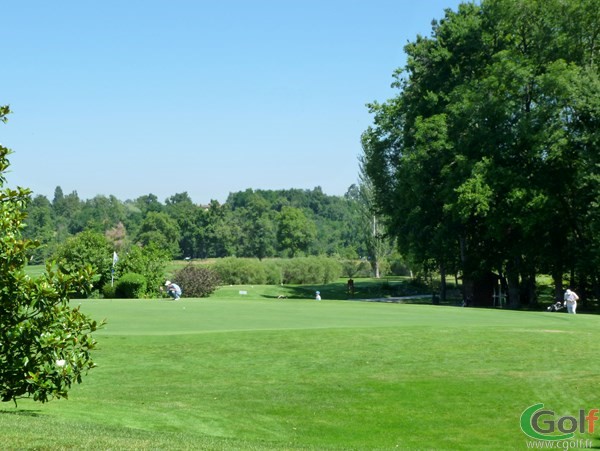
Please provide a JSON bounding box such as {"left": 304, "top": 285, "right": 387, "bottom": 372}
{"left": 3, "top": 0, "right": 464, "bottom": 204}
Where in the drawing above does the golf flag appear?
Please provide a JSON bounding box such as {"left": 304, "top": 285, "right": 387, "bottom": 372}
{"left": 111, "top": 251, "right": 119, "bottom": 287}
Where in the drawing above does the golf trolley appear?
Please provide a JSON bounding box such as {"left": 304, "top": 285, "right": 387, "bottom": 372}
{"left": 547, "top": 301, "right": 564, "bottom": 312}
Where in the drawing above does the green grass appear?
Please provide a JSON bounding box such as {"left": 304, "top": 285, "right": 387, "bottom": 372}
{"left": 2, "top": 290, "right": 599, "bottom": 449}
{"left": 24, "top": 264, "right": 47, "bottom": 278}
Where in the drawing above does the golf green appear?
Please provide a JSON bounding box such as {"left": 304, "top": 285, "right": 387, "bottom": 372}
{"left": 1, "top": 297, "right": 598, "bottom": 449}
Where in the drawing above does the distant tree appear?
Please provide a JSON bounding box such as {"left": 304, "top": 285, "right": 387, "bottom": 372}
{"left": 233, "top": 193, "right": 277, "bottom": 260}
{"left": 135, "top": 193, "right": 163, "bottom": 215}
{"left": 75, "top": 195, "right": 127, "bottom": 233}
{"left": 23, "top": 194, "right": 56, "bottom": 264}
{"left": 164, "top": 192, "right": 201, "bottom": 258}
{"left": 105, "top": 221, "right": 128, "bottom": 251}
{"left": 1, "top": 106, "right": 101, "bottom": 404}
{"left": 195, "top": 200, "right": 237, "bottom": 258}
{"left": 52, "top": 186, "right": 83, "bottom": 235}
{"left": 277, "top": 206, "right": 317, "bottom": 257}
{"left": 135, "top": 211, "right": 180, "bottom": 258}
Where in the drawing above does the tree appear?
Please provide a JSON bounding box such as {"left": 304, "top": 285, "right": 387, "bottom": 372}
{"left": 52, "top": 186, "right": 83, "bottom": 235}
{"left": 23, "top": 194, "right": 56, "bottom": 264}
{"left": 362, "top": 0, "right": 600, "bottom": 306}
{"left": 53, "top": 230, "right": 114, "bottom": 293}
{"left": 135, "top": 211, "right": 181, "bottom": 258}
{"left": 164, "top": 192, "right": 201, "bottom": 259}
{"left": 231, "top": 193, "right": 277, "bottom": 260}
{"left": 114, "top": 244, "right": 169, "bottom": 297}
{"left": 75, "top": 195, "right": 127, "bottom": 233}
{"left": 195, "top": 200, "right": 237, "bottom": 258}
{"left": 276, "top": 206, "right": 317, "bottom": 257}
{"left": 0, "top": 106, "right": 101, "bottom": 404}
{"left": 357, "top": 157, "right": 395, "bottom": 279}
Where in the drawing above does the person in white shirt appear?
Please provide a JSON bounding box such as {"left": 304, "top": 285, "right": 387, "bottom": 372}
{"left": 165, "top": 280, "right": 182, "bottom": 300}
{"left": 564, "top": 288, "right": 579, "bottom": 314}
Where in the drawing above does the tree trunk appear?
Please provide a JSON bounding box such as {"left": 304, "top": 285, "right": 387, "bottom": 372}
{"left": 553, "top": 272, "right": 563, "bottom": 303}
{"left": 440, "top": 264, "right": 447, "bottom": 304}
{"left": 506, "top": 257, "right": 521, "bottom": 309}
{"left": 522, "top": 271, "right": 537, "bottom": 307}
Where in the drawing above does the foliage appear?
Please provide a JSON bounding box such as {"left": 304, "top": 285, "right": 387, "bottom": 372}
{"left": 172, "top": 265, "right": 220, "bottom": 298}
{"left": 355, "top": 156, "right": 396, "bottom": 278}
{"left": 115, "top": 244, "right": 169, "bottom": 297}
{"left": 102, "top": 281, "right": 116, "bottom": 299}
{"left": 210, "top": 257, "right": 343, "bottom": 286}
{"left": 280, "top": 257, "right": 342, "bottom": 285}
{"left": 53, "top": 230, "right": 113, "bottom": 293}
{"left": 388, "top": 253, "right": 412, "bottom": 277}
{"left": 115, "top": 272, "right": 147, "bottom": 299}
{"left": 341, "top": 259, "right": 372, "bottom": 278}
{"left": 276, "top": 206, "right": 317, "bottom": 257}
{"left": 262, "top": 259, "right": 284, "bottom": 285}
{"left": 135, "top": 211, "right": 181, "bottom": 258}
{"left": 211, "top": 257, "right": 267, "bottom": 285}
{"left": 362, "top": 0, "right": 600, "bottom": 305}
{"left": 23, "top": 194, "right": 56, "bottom": 264}
{"left": 0, "top": 107, "right": 102, "bottom": 404}
{"left": 23, "top": 185, "right": 372, "bottom": 267}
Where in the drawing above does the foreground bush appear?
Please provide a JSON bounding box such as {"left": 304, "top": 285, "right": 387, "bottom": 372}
{"left": 172, "top": 265, "right": 220, "bottom": 298}
{"left": 1, "top": 110, "right": 101, "bottom": 404}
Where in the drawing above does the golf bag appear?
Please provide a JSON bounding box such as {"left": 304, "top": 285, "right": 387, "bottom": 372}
{"left": 547, "top": 301, "right": 564, "bottom": 312}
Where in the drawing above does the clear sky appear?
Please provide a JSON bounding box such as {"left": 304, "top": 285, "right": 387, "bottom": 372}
{"left": 3, "top": 0, "right": 464, "bottom": 204}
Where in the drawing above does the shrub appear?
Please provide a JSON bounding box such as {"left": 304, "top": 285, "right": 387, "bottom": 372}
{"left": 53, "top": 231, "right": 114, "bottom": 294}
{"left": 263, "top": 260, "right": 283, "bottom": 285}
{"left": 115, "top": 272, "right": 147, "bottom": 299}
{"left": 172, "top": 265, "right": 220, "bottom": 298}
{"left": 102, "top": 282, "right": 116, "bottom": 299}
{"left": 390, "top": 257, "right": 412, "bottom": 276}
{"left": 115, "top": 244, "right": 169, "bottom": 297}
{"left": 281, "top": 257, "right": 342, "bottom": 284}
{"left": 212, "top": 258, "right": 266, "bottom": 285}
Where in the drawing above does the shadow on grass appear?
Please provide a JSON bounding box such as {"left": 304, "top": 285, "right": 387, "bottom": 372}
{"left": 260, "top": 278, "right": 453, "bottom": 304}
{"left": 0, "top": 409, "right": 41, "bottom": 417}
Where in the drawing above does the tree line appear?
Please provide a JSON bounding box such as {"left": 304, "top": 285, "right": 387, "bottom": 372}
{"left": 23, "top": 184, "right": 394, "bottom": 269}
{"left": 362, "top": 0, "right": 600, "bottom": 307}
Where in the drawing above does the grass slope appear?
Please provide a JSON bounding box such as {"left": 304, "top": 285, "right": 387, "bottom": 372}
{"left": 1, "top": 293, "right": 598, "bottom": 450}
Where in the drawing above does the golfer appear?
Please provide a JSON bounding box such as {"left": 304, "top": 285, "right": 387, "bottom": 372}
{"left": 564, "top": 288, "right": 579, "bottom": 314}
{"left": 165, "top": 280, "right": 182, "bottom": 300}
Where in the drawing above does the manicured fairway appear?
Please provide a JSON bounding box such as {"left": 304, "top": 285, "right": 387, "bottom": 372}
{"left": 1, "top": 295, "right": 599, "bottom": 449}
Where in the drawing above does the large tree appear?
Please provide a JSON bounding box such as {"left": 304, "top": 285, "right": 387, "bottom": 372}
{"left": 362, "top": 0, "right": 600, "bottom": 306}
{"left": 0, "top": 106, "right": 101, "bottom": 404}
